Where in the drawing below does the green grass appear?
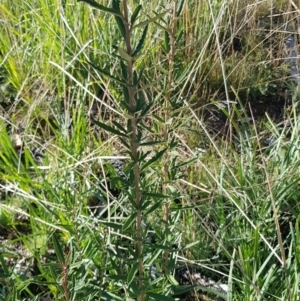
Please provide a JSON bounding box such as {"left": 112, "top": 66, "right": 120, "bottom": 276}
{"left": 1, "top": 0, "right": 300, "bottom": 300}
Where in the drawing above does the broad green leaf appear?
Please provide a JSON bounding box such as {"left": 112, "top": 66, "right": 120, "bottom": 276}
{"left": 141, "top": 148, "right": 168, "bottom": 171}
{"left": 118, "top": 47, "right": 132, "bottom": 62}
{"left": 132, "top": 24, "right": 148, "bottom": 57}
{"left": 77, "top": 0, "right": 120, "bottom": 16}
{"left": 52, "top": 233, "right": 65, "bottom": 264}
{"left": 131, "top": 5, "right": 142, "bottom": 25}
{"left": 92, "top": 119, "right": 128, "bottom": 137}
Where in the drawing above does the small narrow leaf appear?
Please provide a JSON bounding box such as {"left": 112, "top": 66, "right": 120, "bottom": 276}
{"left": 176, "top": 29, "right": 185, "bottom": 44}
{"left": 156, "top": 64, "right": 169, "bottom": 75}
{"left": 141, "top": 148, "right": 168, "bottom": 171}
{"left": 119, "top": 137, "right": 131, "bottom": 150}
{"left": 112, "top": 120, "right": 127, "bottom": 134}
{"left": 78, "top": 0, "right": 120, "bottom": 16}
{"left": 118, "top": 47, "right": 132, "bottom": 62}
{"left": 133, "top": 11, "right": 168, "bottom": 29}
{"left": 111, "top": 1, "right": 126, "bottom": 39}
{"left": 131, "top": 5, "right": 142, "bottom": 25}
{"left": 120, "top": 60, "right": 128, "bottom": 79}
{"left": 145, "top": 199, "right": 163, "bottom": 214}
{"left": 133, "top": 70, "right": 138, "bottom": 86}
{"left": 52, "top": 233, "right": 65, "bottom": 264}
{"left": 177, "top": 0, "right": 187, "bottom": 16}
{"left": 164, "top": 30, "right": 171, "bottom": 53}
{"left": 101, "top": 222, "right": 123, "bottom": 230}
{"left": 123, "top": 213, "right": 136, "bottom": 231}
{"left": 142, "top": 192, "right": 169, "bottom": 199}
{"left": 172, "top": 157, "right": 197, "bottom": 169}
{"left": 92, "top": 119, "right": 128, "bottom": 137}
{"left": 140, "top": 140, "right": 165, "bottom": 146}
{"left": 132, "top": 24, "right": 148, "bottom": 57}
{"left": 87, "top": 61, "right": 125, "bottom": 85}
{"left": 127, "top": 263, "right": 139, "bottom": 285}
{"left": 115, "top": 16, "right": 126, "bottom": 39}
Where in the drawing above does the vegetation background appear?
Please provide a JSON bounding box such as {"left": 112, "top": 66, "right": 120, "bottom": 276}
{"left": 0, "top": 0, "right": 300, "bottom": 300}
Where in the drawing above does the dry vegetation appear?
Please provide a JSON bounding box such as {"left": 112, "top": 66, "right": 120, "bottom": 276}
{"left": 1, "top": 1, "right": 300, "bottom": 300}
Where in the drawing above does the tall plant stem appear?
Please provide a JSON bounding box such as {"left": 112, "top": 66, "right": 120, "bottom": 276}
{"left": 122, "top": 1, "right": 144, "bottom": 299}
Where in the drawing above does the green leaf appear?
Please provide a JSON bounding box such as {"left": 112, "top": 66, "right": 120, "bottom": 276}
{"left": 167, "top": 274, "right": 179, "bottom": 285}
{"left": 181, "top": 241, "right": 200, "bottom": 250}
{"left": 132, "top": 24, "right": 148, "bottom": 57}
{"left": 164, "top": 30, "right": 171, "bottom": 53}
{"left": 172, "top": 157, "right": 197, "bottom": 170}
{"left": 77, "top": 0, "right": 120, "bottom": 16}
{"left": 131, "top": 5, "right": 142, "bottom": 25}
{"left": 142, "top": 192, "right": 169, "bottom": 199}
{"left": 127, "top": 263, "right": 138, "bottom": 284}
{"left": 156, "top": 63, "right": 169, "bottom": 75}
{"left": 177, "top": 0, "right": 187, "bottom": 16}
{"left": 176, "top": 29, "right": 185, "bottom": 44}
{"left": 144, "top": 199, "right": 163, "bottom": 214}
{"left": 87, "top": 61, "right": 125, "bottom": 85}
{"left": 141, "top": 148, "right": 168, "bottom": 171}
{"left": 123, "top": 213, "right": 136, "bottom": 231}
{"left": 101, "top": 221, "right": 123, "bottom": 230}
{"left": 146, "top": 292, "right": 176, "bottom": 301}
{"left": 122, "top": 86, "right": 130, "bottom": 107}
{"left": 133, "top": 70, "right": 138, "bottom": 86}
{"left": 119, "top": 137, "right": 131, "bottom": 150}
{"left": 118, "top": 47, "right": 132, "bottom": 62}
{"left": 112, "top": 120, "right": 127, "bottom": 134}
{"left": 112, "top": 0, "right": 126, "bottom": 39}
{"left": 0, "top": 253, "right": 9, "bottom": 275}
{"left": 140, "top": 140, "right": 165, "bottom": 146}
{"left": 92, "top": 119, "right": 128, "bottom": 137}
{"left": 173, "top": 285, "right": 198, "bottom": 296}
{"left": 120, "top": 60, "right": 128, "bottom": 79}
{"left": 152, "top": 114, "right": 165, "bottom": 123}
{"left": 133, "top": 11, "right": 168, "bottom": 29}
{"left": 52, "top": 233, "right": 65, "bottom": 264}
